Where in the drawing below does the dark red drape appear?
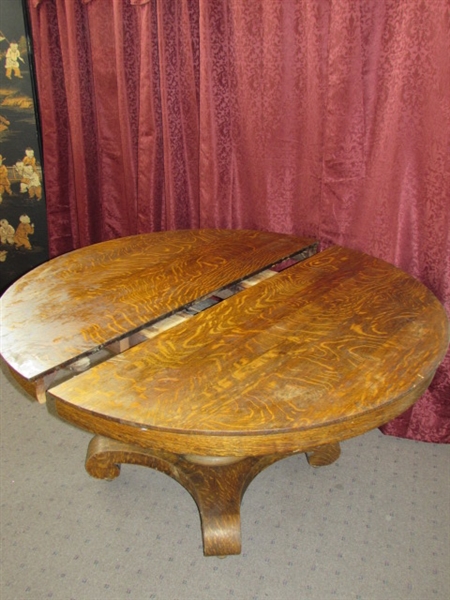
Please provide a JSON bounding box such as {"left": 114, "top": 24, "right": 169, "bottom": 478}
{"left": 28, "top": 0, "right": 449, "bottom": 442}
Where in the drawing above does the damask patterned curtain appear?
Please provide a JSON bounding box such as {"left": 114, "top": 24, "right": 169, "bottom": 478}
{"left": 27, "top": 0, "right": 449, "bottom": 442}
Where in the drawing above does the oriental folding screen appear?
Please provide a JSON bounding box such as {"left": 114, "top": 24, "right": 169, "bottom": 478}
{"left": 0, "top": 0, "right": 48, "bottom": 294}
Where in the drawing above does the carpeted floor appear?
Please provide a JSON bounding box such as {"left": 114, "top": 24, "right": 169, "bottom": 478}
{"left": 1, "top": 362, "right": 449, "bottom": 600}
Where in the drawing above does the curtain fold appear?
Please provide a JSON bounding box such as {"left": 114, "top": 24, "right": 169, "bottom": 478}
{"left": 27, "top": 0, "right": 449, "bottom": 442}
{"left": 28, "top": 0, "right": 201, "bottom": 249}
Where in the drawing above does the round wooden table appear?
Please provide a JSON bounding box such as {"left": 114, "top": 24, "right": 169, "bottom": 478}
{"left": 1, "top": 229, "right": 448, "bottom": 556}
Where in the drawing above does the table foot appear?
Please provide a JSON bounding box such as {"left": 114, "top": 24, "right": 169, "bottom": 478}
{"left": 85, "top": 436, "right": 282, "bottom": 556}
{"left": 306, "top": 442, "right": 341, "bottom": 467}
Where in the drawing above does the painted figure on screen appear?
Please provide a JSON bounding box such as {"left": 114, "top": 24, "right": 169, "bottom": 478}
{"left": 0, "top": 154, "right": 12, "bottom": 202}
{"left": 13, "top": 214, "right": 33, "bottom": 249}
{"left": 0, "top": 219, "right": 15, "bottom": 244}
{"left": 4, "top": 40, "right": 24, "bottom": 79}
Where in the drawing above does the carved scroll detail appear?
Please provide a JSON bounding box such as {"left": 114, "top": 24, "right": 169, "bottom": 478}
{"left": 306, "top": 442, "right": 341, "bottom": 467}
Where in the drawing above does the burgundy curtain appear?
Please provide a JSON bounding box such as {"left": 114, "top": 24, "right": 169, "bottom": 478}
{"left": 28, "top": 0, "right": 449, "bottom": 442}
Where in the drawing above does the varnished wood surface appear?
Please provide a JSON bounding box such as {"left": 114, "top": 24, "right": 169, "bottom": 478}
{"left": 2, "top": 229, "right": 449, "bottom": 556}
{"left": 0, "top": 229, "right": 315, "bottom": 380}
{"left": 306, "top": 443, "right": 341, "bottom": 467}
{"left": 48, "top": 244, "right": 449, "bottom": 456}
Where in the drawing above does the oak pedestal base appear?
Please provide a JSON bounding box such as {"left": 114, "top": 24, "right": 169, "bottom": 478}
{"left": 85, "top": 436, "right": 340, "bottom": 556}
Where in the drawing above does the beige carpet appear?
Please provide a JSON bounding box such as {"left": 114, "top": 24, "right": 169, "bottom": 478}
{"left": 1, "top": 363, "right": 449, "bottom": 600}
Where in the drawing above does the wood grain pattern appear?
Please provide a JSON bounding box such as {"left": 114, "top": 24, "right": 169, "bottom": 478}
{"left": 1, "top": 229, "right": 316, "bottom": 380}
{"left": 47, "top": 245, "right": 449, "bottom": 457}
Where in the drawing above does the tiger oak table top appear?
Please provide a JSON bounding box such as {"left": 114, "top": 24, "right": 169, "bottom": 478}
{"left": 1, "top": 229, "right": 448, "bottom": 556}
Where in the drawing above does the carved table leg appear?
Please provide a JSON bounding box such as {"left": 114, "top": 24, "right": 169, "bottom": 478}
{"left": 85, "top": 436, "right": 283, "bottom": 556}
{"left": 306, "top": 442, "right": 341, "bottom": 467}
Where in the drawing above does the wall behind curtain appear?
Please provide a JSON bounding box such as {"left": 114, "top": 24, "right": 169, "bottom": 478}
{"left": 28, "top": 0, "right": 449, "bottom": 442}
